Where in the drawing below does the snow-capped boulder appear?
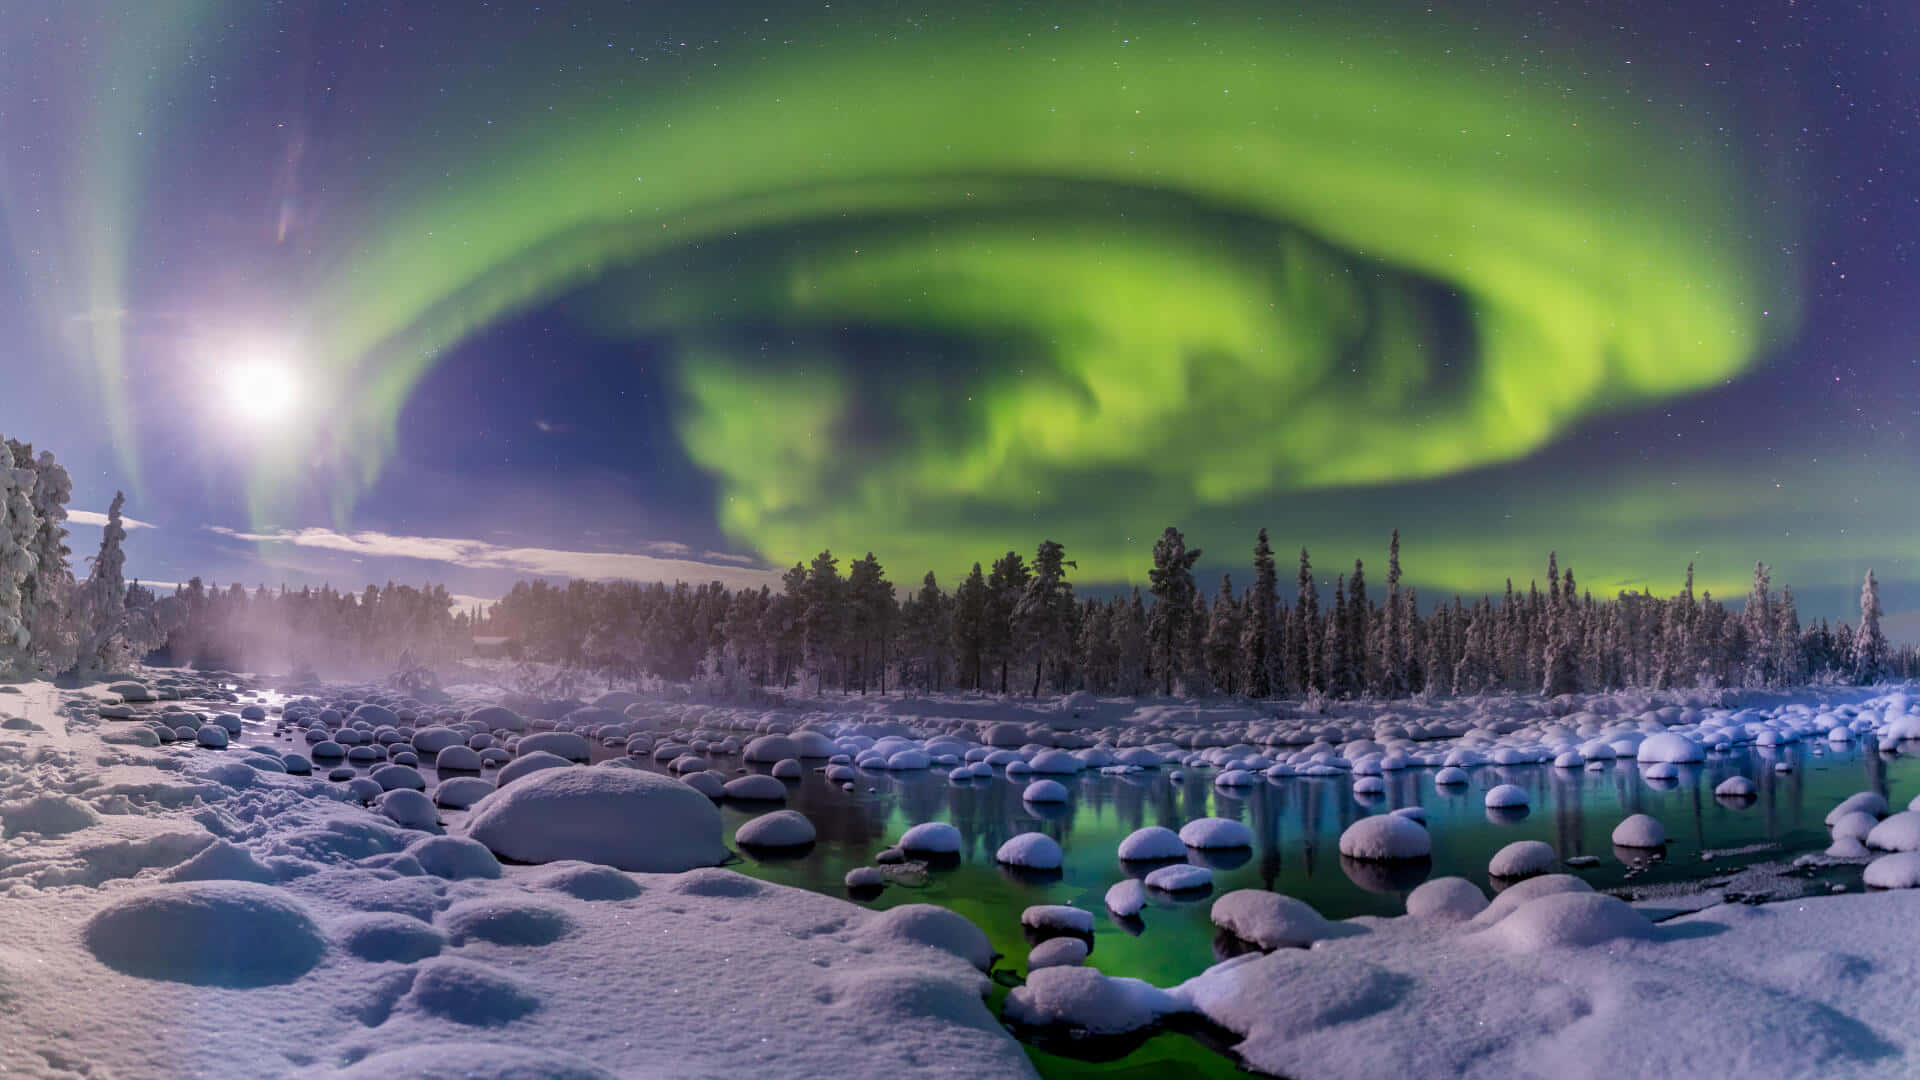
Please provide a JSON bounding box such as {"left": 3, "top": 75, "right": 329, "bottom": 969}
{"left": 1405, "top": 877, "right": 1488, "bottom": 922}
{"left": 433, "top": 776, "right": 496, "bottom": 810}
{"left": 1023, "top": 778, "right": 1070, "bottom": 803}
{"left": 1714, "top": 776, "right": 1757, "bottom": 798}
{"left": 1636, "top": 732, "right": 1704, "bottom": 764}
{"left": 1144, "top": 863, "right": 1212, "bottom": 892}
{"left": 1021, "top": 905, "right": 1094, "bottom": 935}
{"left": 407, "top": 835, "right": 502, "bottom": 880}
{"left": 1210, "top": 890, "right": 1337, "bottom": 949}
{"left": 467, "top": 767, "right": 725, "bottom": 872}
{"left": 1118, "top": 826, "right": 1187, "bottom": 862}
{"left": 1105, "top": 878, "right": 1146, "bottom": 918}
{"left": 1484, "top": 784, "right": 1530, "bottom": 809}
{"left": 1866, "top": 811, "right": 1920, "bottom": 853}
{"left": 1611, "top": 814, "right": 1666, "bottom": 849}
{"left": 1486, "top": 891, "right": 1654, "bottom": 951}
{"left": 1178, "top": 817, "right": 1253, "bottom": 849}
{"left": 1864, "top": 851, "right": 1920, "bottom": 889}
{"left": 1337, "top": 815, "right": 1431, "bottom": 861}
{"left": 899, "top": 821, "right": 962, "bottom": 855}
{"left": 1006, "top": 967, "right": 1181, "bottom": 1034}
{"left": 1489, "top": 840, "right": 1555, "bottom": 878}
{"left": 1828, "top": 792, "right": 1890, "bottom": 825}
{"left": 517, "top": 731, "right": 592, "bottom": 762}
{"left": 735, "top": 809, "right": 817, "bottom": 848}
{"left": 996, "top": 832, "right": 1063, "bottom": 869}
{"left": 1029, "top": 936, "right": 1089, "bottom": 969}
{"left": 1831, "top": 811, "right": 1879, "bottom": 843}
{"left": 722, "top": 774, "right": 787, "bottom": 801}
{"left": 854, "top": 903, "right": 996, "bottom": 971}
{"left": 497, "top": 750, "right": 575, "bottom": 787}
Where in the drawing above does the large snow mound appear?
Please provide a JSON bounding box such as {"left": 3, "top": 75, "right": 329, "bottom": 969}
{"left": 465, "top": 766, "right": 725, "bottom": 872}
{"left": 1482, "top": 891, "right": 1654, "bottom": 951}
{"left": 82, "top": 880, "right": 325, "bottom": 987}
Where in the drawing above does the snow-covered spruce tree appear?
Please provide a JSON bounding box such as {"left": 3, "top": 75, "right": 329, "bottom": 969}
{"left": 8, "top": 441, "right": 75, "bottom": 673}
{"left": 1203, "top": 573, "right": 1242, "bottom": 695}
{"left": 1322, "top": 573, "right": 1352, "bottom": 697}
{"left": 1288, "top": 548, "right": 1317, "bottom": 692}
{"left": 1540, "top": 558, "right": 1580, "bottom": 697}
{"left": 1854, "top": 569, "right": 1887, "bottom": 684}
{"left": 1243, "top": 530, "right": 1279, "bottom": 697}
{"left": 800, "top": 550, "right": 845, "bottom": 692}
{"left": 950, "top": 562, "right": 988, "bottom": 690}
{"left": 1112, "top": 588, "right": 1149, "bottom": 695}
{"left": 1347, "top": 558, "right": 1370, "bottom": 691}
{"left": 1380, "top": 530, "right": 1408, "bottom": 697}
{"left": 846, "top": 553, "right": 893, "bottom": 693}
{"left": 1015, "top": 540, "right": 1076, "bottom": 696}
{"left": 1146, "top": 527, "right": 1201, "bottom": 696}
{"left": 984, "top": 550, "right": 1030, "bottom": 694}
{"left": 0, "top": 450, "right": 40, "bottom": 675}
{"left": 73, "top": 492, "right": 130, "bottom": 672}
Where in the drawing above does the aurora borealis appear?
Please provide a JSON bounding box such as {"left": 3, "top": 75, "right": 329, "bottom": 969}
{"left": 0, "top": 1, "right": 1914, "bottom": 623}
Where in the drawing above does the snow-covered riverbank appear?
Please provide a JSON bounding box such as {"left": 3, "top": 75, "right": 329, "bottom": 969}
{"left": 0, "top": 676, "right": 1036, "bottom": 1079}
{"left": 10, "top": 670, "right": 1920, "bottom": 1078}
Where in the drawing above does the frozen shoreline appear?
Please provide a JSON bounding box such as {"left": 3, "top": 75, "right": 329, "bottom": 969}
{"left": 7, "top": 669, "right": 1920, "bottom": 1078}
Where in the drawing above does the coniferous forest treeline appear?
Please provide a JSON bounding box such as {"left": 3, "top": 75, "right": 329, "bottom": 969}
{"left": 469, "top": 528, "right": 1914, "bottom": 699}
{"left": 1, "top": 439, "right": 1906, "bottom": 698}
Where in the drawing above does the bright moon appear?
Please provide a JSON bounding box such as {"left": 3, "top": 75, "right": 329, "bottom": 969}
{"left": 226, "top": 360, "right": 299, "bottom": 421}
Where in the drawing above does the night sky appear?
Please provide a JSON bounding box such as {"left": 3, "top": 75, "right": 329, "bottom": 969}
{"left": 0, "top": 1, "right": 1913, "bottom": 629}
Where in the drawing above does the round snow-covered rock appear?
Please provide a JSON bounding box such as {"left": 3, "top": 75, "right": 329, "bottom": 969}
{"left": 1636, "top": 732, "right": 1704, "bottom": 764}
{"left": 1488, "top": 891, "right": 1654, "bottom": 951}
{"left": 899, "top": 821, "right": 962, "bottom": 855}
{"left": 996, "top": 832, "right": 1063, "bottom": 870}
{"left": 467, "top": 766, "right": 726, "bottom": 872}
{"left": 1144, "top": 863, "right": 1213, "bottom": 892}
{"left": 1489, "top": 840, "right": 1555, "bottom": 878}
{"left": 1405, "top": 876, "right": 1488, "bottom": 922}
{"left": 1864, "top": 851, "right": 1920, "bottom": 889}
{"left": 1714, "top": 776, "right": 1757, "bottom": 798}
{"left": 1828, "top": 792, "right": 1890, "bottom": 825}
{"left": 1178, "top": 817, "right": 1253, "bottom": 849}
{"left": 1484, "top": 784, "right": 1530, "bottom": 809}
{"left": 1023, "top": 779, "right": 1069, "bottom": 803}
{"left": 735, "top": 809, "right": 816, "bottom": 848}
{"left": 1337, "top": 815, "right": 1431, "bottom": 861}
{"left": 1117, "top": 826, "right": 1187, "bottom": 862}
{"left": 1029, "top": 936, "right": 1089, "bottom": 969}
{"left": 1210, "top": 890, "right": 1336, "bottom": 949}
{"left": 1105, "top": 878, "right": 1146, "bottom": 918}
{"left": 1865, "top": 811, "right": 1920, "bottom": 853}
{"left": 722, "top": 774, "right": 787, "bottom": 801}
{"left": 1611, "top": 813, "right": 1666, "bottom": 849}
{"left": 1021, "top": 904, "right": 1095, "bottom": 935}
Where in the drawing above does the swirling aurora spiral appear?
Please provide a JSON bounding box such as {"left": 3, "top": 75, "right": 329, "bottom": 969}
{"left": 280, "top": 8, "right": 1790, "bottom": 581}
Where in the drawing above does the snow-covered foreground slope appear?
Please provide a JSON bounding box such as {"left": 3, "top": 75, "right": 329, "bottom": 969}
{"left": 0, "top": 680, "right": 1036, "bottom": 1079}
{"left": 1012, "top": 876, "right": 1920, "bottom": 1078}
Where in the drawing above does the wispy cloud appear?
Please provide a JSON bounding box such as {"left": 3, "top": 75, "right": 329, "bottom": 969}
{"left": 70, "top": 509, "right": 155, "bottom": 530}
{"left": 207, "top": 526, "right": 777, "bottom": 591}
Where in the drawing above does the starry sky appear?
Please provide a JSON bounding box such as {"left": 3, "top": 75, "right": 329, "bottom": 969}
{"left": 0, "top": 0, "right": 1914, "bottom": 628}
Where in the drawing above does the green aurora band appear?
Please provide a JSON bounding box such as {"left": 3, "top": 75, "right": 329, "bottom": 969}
{"left": 44, "top": 4, "right": 1799, "bottom": 588}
